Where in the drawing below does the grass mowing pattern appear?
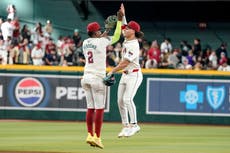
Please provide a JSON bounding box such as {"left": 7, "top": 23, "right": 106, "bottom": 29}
{"left": 0, "top": 121, "right": 230, "bottom": 153}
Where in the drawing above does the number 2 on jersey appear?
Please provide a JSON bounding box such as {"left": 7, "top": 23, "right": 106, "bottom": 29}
{"left": 87, "top": 51, "right": 94, "bottom": 63}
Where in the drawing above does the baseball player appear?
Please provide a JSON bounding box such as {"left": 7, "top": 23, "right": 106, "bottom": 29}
{"left": 81, "top": 4, "right": 124, "bottom": 149}
{"left": 107, "top": 9, "right": 144, "bottom": 138}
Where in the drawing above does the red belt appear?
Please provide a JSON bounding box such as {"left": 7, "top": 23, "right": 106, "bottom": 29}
{"left": 123, "top": 69, "right": 139, "bottom": 74}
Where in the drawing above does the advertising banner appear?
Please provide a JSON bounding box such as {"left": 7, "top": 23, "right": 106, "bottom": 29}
{"left": 146, "top": 78, "right": 230, "bottom": 116}
{"left": 0, "top": 74, "right": 110, "bottom": 112}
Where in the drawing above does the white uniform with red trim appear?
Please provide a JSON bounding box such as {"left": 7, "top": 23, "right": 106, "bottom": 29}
{"left": 81, "top": 37, "right": 112, "bottom": 109}
{"left": 118, "top": 38, "right": 143, "bottom": 125}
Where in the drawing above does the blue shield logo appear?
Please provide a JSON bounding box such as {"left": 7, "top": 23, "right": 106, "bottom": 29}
{"left": 206, "top": 86, "right": 225, "bottom": 110}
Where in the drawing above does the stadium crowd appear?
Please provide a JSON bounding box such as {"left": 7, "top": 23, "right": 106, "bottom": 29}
{"left": 0, "top": 4, "right": 229, "bottom": 71}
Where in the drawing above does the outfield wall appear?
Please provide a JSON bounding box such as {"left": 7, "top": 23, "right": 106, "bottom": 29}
{"left": 0, "top": 65, "right": 230, "bottom": 125}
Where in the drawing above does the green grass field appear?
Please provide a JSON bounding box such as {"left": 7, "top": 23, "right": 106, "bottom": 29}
{"left": 0, "top": 120, "right": 230, "bottom": 153}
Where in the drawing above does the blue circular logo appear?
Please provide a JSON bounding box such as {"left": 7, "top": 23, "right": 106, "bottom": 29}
{"left": 15, "top": 77, "right": 44, "bottom": 107}
{"left": 8, "top": 77, "right": 50, "bottom": 107}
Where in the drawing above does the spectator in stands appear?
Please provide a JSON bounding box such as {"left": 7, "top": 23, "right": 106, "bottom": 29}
{"left": 180, "top": 40, "right": 191, "bottom": 57}
{"left": 31, "top": 22, "right": 43, "bottom": 44}
{"left": 75, "top": 52, "right": 85, "bottom": 66}
{"left": 44, "top": 49, "right": 60, "bottom": 65}
{"left": 194, "top": 62, "right": 202, "bottom": 70}
{"left": 56, "top": 35, "right": 64, "bottom": 57}
{"left": 202, "top": 45, "right": 212, "bottom": 67}
{"left": 139, "top": 47, "right": 147, "bottom": 68}
{"left": 1, "top": 18, "right": 15, "bottom": 41}
{"left": 160, "top": 38, "right": 172, "bottom": 54}
{"left": 186, "top": 50, "right": 196, "bottom": 66}
{"left": 181, "top": 57, "right": 193, "bottom": 70}
{"left": 17, "top": 38, "right": 31, "bottom": 64}
{"left": 21, "top": 24, "right": 31, "bottom": 42}
{"left": 73, "top": 40, "right": 85, "bottom": 66}
{"left": 145, "top": 58, "right": 157, "bottom": 69}
{"left": 146, "top": 40, "right": 161, "bottom": 67}
{"left": 218, "top": 52, "right": 228, "bottom": 66}
{"left": 216, "top": 42, "right": 228, "bottom": 61}
{"left": 196, "top": 54, "right": 205, "bottom": 69}
{"left": 64, "top": 42, "right": 75, "bottom": 66}
{"left": 58, "top": 37, "right": 68, "bottom": 64}
{"left": 217, "top": 61, "right": 230, "bottom": 71}
{"left": 10, "top": 41, "right": 20, "bottom": 64}
{"left": 167, "top": 48, "right": 180, "bottom": 69}
{"left": 106, "top": 45, "right": 116, "bottom": 67}
{"left": 4, "top": 36, "right": 12, "bottom": 47}
{"left": 6, "top": 42, "right": 15, "bottom": 65}
{"left": 0, "top": 38, "right": 7, "bottom": 65}
{"left": 61, "top": 37, "right": 76, "bottom": 65}
{"left": 192, "top": 38, "right": 202, "bottom": 57}
{"left": 11, "top": 17, "right": 20, "bottom": 44}
{"left": 44, "top": 20, "right": 53, "bottom": 37}
{"left": 208, "top": 50, "right": 218, "bottom": 69}
{"left": 31, "top": 42, "right": 44, "bottom": 66}
{"left": 6, "top": 4, "right": 16, "bottom": 20}
{"left": 72, "top": 29, "right": 82, "bottom": 48}
{"left": 45, "top": 38, "right": 56, "bottom": 54}
{"left": 159, "top": 52, "right": 170, "bottom": 68}
{"left": 113, "top": 42, "right": 122, "bottom": 65}
{"left": 42, "top": 33, "right": 51, "bottom": 49}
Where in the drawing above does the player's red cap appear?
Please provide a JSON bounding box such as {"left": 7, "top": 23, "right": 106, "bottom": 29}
{"left": 121, "top": 21, "right": 140, "bottom": 32}
{"left": 87, "top": 22, "right": 101, "bottom": 32}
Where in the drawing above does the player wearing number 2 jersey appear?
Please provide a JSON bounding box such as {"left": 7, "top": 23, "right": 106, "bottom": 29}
{"left": 81, "top": 4, "right": 124, "bottom": 149}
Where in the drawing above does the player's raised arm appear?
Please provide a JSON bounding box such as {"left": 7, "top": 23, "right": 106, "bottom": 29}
{"left": 110, "top": 3, "right": 125, "bottom": 44}
{"left": 120, "top": 3, "right": 127, "bottom": 25}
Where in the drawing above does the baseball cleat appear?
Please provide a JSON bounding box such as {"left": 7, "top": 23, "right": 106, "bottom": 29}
{"left": 127, "top": 124, "right": 140, "bottom": 137}
{"left": 118, "top": 127, "right": 130, "bottom": 138}
{"left": 86, "top": 133, "right": 95, "bottom": 147}
{"left": 92, "top": 134, "right": 104, "bottom": 149}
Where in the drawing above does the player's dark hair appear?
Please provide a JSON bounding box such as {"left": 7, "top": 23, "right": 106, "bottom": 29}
{"left": 88, "top": 31, "right": 94, "bottom": 37}
{"left": 135, "top": 31, "right": 144, "bottom": 39}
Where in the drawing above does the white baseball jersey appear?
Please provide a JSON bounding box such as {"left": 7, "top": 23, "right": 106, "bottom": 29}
{"left": 81, "top": 36, "right": 112, "bottom": 109}
{"left": 118, "top": 38, "right": 143, "bottom": 125}
{"left": 82, "top": 37, "right": 112, "bottom": 77}
{"left": 122, "top": 39, "right": 141, "bottom": 72}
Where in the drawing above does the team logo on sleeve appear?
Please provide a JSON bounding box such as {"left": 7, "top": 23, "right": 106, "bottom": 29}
{"left": 15, "top": 77, "right": 45, "bottom": 107}
{"left": 128, "top": 51, "right": 133, "bottom": 58}
{"left": 128, "top": 51, "right": 133, "bottom": 55}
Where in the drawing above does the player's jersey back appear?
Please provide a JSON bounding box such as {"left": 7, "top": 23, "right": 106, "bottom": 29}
{"left": 83, "top": 37, "right": 111, "bottom": 77}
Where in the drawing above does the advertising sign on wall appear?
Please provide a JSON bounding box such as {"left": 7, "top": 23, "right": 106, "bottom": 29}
{"left": 0, "top": 74, "right": 110, "bottom": 112}
{"left": 146, "top": 78, "right": 230, "bottom": 116}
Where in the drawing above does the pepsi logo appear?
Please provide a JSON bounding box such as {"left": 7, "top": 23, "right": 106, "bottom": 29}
{"left": 15, "top": 77, "right": 44, "bottom": 107}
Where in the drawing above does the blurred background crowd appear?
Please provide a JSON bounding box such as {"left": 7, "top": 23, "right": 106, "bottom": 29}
{"left": 0, "top": 2, "right": 230, "bottom": 72}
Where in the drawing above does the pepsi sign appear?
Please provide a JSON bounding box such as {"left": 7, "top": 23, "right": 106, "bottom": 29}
{"left": 0, "top": 73, "right": 110, "bottom": 112}
{"left": 15, "top": 77, "right": 45, "bottom": 107}
{"left": 8, "top": 77, "right": 50, "bottom": 108}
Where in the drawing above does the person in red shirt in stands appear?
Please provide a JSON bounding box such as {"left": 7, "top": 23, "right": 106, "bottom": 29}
{"left": 45, "top": 37, "right": 56, "bottom": 54}
{"left": 219, "top": 52, "right": 228, "bottom": 66}
{"left": 11, "top": 17, "right": 20, "bottom": 44}
{"left": 145, "top": 40, "right": 161, "bottom": 68}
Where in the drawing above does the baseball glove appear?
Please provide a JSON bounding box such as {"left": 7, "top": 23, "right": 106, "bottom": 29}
{"left": 103, "top": 74, "right": 116, "bottom": 86}
{"left": 104, "top": 15, "right": 117, "bottom": 29}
